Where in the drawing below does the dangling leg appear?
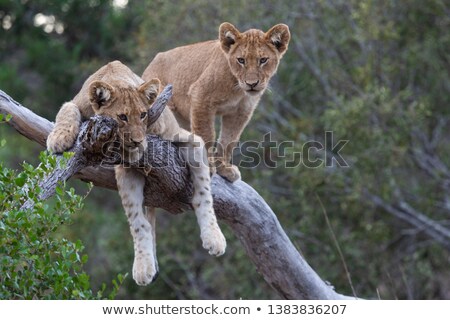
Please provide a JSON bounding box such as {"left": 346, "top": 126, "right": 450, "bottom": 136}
{"left": 115, "top": 166, "right": 158, "bottom": 285}
{"left": 175, "top": 129, "right": 226, "bottom": 256}
{"left": 145, "top": 206, "right": 159, "bottom": 276}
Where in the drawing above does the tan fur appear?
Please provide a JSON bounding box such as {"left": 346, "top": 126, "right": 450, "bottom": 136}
{"left": 47, "top": 61, "right": 158, "bottom": 161}
{"left": 142, "top": 23, "right": 290, "bottom": 182}
{"left": 47, "top": 61, "right": 226, "bottom": 286}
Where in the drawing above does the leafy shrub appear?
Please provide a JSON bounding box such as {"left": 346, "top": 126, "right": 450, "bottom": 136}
{"left": 0, "top": 141, "right": 125, "bottom": 299}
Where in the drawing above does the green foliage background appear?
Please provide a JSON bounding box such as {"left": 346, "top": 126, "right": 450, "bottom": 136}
{"left": 0, "top": 148, "right": 125, "bottom": 299}
{"left": 1, "top": 0, "right": 449, "bottom": 299}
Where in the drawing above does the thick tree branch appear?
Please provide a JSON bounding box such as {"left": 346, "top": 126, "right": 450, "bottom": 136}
{"left": 0, "top": 89, "right": 353, "bottom": 299}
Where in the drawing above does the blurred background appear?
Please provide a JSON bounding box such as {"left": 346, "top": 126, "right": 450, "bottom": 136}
{"left": 1, "top": 0, "right": 449, "bottom": 299}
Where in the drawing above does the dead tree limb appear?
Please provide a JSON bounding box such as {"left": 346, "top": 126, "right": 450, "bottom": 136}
{"left": 0, "top": 89, "right": 353, "bottom": 300}
{"left": 364, "top": 191, "right": 450, "bottom": 251}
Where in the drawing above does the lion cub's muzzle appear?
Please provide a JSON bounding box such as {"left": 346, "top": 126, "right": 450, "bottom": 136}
{"left": 120, "top": 133, "right": 147, "bottom": 163}
{"left": 241, "top": 79, "right": 265, "bottom": 94}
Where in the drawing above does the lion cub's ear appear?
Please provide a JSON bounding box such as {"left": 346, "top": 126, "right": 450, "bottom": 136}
{"left": 139, "top": 78, "right": 161, "bottom": 105}
{"left": 89, "top": 81, "right": 115, "bottom": 111}
{"left": 219, "top": 22, "right": 241, "bottom": 53}
{"left": 265, "top": 24, "right": 291, "bottom": 55}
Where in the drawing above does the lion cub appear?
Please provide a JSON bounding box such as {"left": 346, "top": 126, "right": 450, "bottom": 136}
{"left": 47, "top": 61, "right": 226, "bottom": 286}
{"left": 142, "top": 22, "right": 290, "bottom": 182}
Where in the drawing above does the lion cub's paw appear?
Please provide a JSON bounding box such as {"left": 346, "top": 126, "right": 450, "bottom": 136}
{"left": 46, "top": 127, "right": 77, "bottom": 153}
{"left": 133, "top": 254, "right": 159, "bottom": 286}
{"left": 217, "top": 164, "right": 241, "bottom": 182}
{"left": 201, "top": 226, "right": 226, "bottom": 256}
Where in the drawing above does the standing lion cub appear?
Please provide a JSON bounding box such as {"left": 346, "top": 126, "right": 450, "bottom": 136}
{"left": 47, "top": 61, "right": 226, "bottom": 286}
{"left": 142, "top": 22, "right": 290, "bottom": 182}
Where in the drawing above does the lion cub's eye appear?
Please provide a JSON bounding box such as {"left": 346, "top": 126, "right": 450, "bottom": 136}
{"left": 118, "top": 114, "right": 128, "bottom": 122}
{"left": 260, "top": 57, "right": 268, "bottom": 64}
{"left": 140, "top": 112, "right": 147, "bottom": 119}
{"left": 237, "top": 57, "right": 245, "bottom": 65}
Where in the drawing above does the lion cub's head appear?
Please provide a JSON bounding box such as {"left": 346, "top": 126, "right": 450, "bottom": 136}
{"left": 88, "top": 78, "right": 160, "bottom": 162}
{"left": 219, "top": 22, "right": 290, "bottom": 95}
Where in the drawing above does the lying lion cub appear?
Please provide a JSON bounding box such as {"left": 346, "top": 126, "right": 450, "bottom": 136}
{"left": 47, "top": 61, "right": 226, "bottom": 286}
{"left": 143, "top": 22, "right": 290, "bottom": 182}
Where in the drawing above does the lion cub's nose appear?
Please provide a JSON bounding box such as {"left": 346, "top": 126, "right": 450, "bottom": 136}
{"left": 131, "top": 137, "right": 144, "bottom": 146}
{"left": 245, "top": 80, "right": 259, "bottom": 89}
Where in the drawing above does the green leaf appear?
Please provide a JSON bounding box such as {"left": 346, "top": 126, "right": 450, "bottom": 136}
{"left": 63, "top": 152, "right": 75, "bottom": 160}
{"left": 55, "top": 185, "right": 64, "bottom": 196}
{"left": 14, "top": 172, "right": 27, "bottom": 187}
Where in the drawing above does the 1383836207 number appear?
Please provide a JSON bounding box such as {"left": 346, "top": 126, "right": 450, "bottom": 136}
{"left": 268, "top": 304, "right": 347, "bottom": 315}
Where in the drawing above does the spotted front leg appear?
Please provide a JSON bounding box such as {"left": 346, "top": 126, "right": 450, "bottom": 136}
{"left": 176, "top": 129, "right": 226, "bottom": 256}
{"left": 115, "top": 166, "right": 158, "bottom": 285}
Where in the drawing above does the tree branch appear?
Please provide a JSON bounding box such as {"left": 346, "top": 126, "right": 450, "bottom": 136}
{"left": 0, "top": 89, "right": 353, "bottom": 299}
{"left": 363, "top": 191, "right": 450, "bottom": 251}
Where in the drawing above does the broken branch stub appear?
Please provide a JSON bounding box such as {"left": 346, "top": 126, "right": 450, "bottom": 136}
{"left": 148, "top": 84, "right": 172, "bottom": 125}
